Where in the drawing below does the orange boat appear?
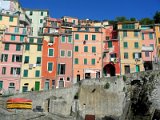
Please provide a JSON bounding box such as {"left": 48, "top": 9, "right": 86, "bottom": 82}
{"left": 7, "top": 98, "right": 32, "bottom": 109}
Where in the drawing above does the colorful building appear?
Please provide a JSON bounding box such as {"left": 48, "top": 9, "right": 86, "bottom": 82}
{"left": 141, "top": 25, "right": 157, "bottom": 71}
{"left": 154, "top": 24, "right": 160, "bottom": 58}
{"left": 72, "top": 26, "right": 104, "bottom": 83}
{"left": 41, "top": 17, "right": 60, "bottom": 90}
{"left": 118, "top": 22, "right": 144, "bottom": 75}
{"left": 103, "top": 26, "right": 120, "bottom": 77}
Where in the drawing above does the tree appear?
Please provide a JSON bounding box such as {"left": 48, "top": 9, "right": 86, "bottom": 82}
{"left": 130, "top": 17, "right": 136, "bottom": 21}
{"left": 139, "top": 18, "right": 154, "bottom": 25}
{"left": 115, "top": 16, "right": 128, "bottom": 22}
{"left": 154, "top": 11, "right": 160, "bottom": 24}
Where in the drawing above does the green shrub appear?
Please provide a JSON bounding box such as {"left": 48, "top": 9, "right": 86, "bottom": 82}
{"left": 123, "top": 75, "right": 127, "bottom": 81}
{"left": 104, "top": 82, "right": 110, "bottom": 89}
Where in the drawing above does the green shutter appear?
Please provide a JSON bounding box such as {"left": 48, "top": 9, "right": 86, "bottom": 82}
{"left": 16, "top": 44, "right": 21, "bottom": 51}
{"left": 50, "top": 37, "right": 54, "bottom": 43}
{"left": 85, "top": 34, "right": 88, "bottom": 40}
{"left": 35, "top": 70, "right": 40, "bottom": 77}
{"left": 15, "top": 27, "right": 19, "bottom": 33}
{"left": 123, "top": 31, "right": 127, "bottom": 37}
{"left": 29, "top": 38, "right": 34, "bottom": 43}
{"left": 9, "top": 16, "right": 14, "bottom": 22}
{"left": 41, "top": 11, "right": 43, "bottom": 16}
{"left": 5, "top": 44, "right": 9, "bottom": 50}
{"left": 123, "top": 42, "right": 128, "bottom": 48}
{"left": 40, "top": 19, "right": 43, "bottom": 23}
{"left": 75, "top": 34, "right": 79, "bottom": 40}
{"left": 108, "top": 41, "right": 112, "bottom": 48}
{"left": 75, "top": 46, "right": 79, "bottom": 52}
{"left": 134, "top": 31, "right": 138, "bottom": 37}
{"left": 60, "top": 50, "right": 65, "bottom": 57}
{"left": 0, "top": 81, "right": 3, "bottom": 89}
{"left": 20, "top": 36, "right": 24, "bottom": 42}
{"left": 92, "top": 46, "right": 96, "bottom": 53}
{"left": 48, "top": 62, "right": 53, "bottom": 71}
{"left": 24, "top": 56, "right": 29, "bottom": 63}
{"left": 11, "top": 35, "right": 15, "bottom": 40}
{"left": 124, "top": 53, "right": 128, "bottom": 59}
{"left": 84, "top": 58, "right": 87, "bottom": 65}
{"left": 75, "top": 58, "right": 78, "bottom": 64}
{"left": 91, "top": 59, "right": 95, "bottom": 65}
{"left": 23, "top": 70, "right": 28, "bottom": 77}
{"left": 25, "top": 44, "right": 30, "bottom": 50}
{"left": 37, "top": 38, "right": 42, "bottom": 43}
{"left": 92, "top": 35, "right": 96, "bottom": 40}
{"left": 134, "top": 42, "right": 139, "bottom": 48}
{"left": 57, "top": 64, "right": 60, "bottom": 74}
{"left": 36, "top": 57, "right": 41, "bottom": 64}
{"left": 142, "top": 33, "right": 144, "bottom": 40}
{"left": 68, "top": 36, "right": 72, "bottom": 43}
{"left": 67, "top": 51, "right": 71, "bottom": 57}
{"left": 37, "top": 45, "right": 42, "bottom": 51}
{"left": 61, "top": 36, "right": 65, "bottom": 43}
{"left": 84, "top": 46, "right": 88, "bottom": 52}
{"left": 0, "top": 15, "right": 2, "bottom": 21}
{"left": 149, "top": 33, "right": 153, "bottom": 39}
{"left": 49, "top": 49, "right": 54, "bottom": 56}
{"left": 23, "top": 28, "right": 26, "bottom": 34}
{"left": 133, "top": 53, "right": 135, "bottom": 59}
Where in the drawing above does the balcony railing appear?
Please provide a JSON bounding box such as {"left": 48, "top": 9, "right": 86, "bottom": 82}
{"left": 19, "top": 13, "right": 31, "bottom": 25}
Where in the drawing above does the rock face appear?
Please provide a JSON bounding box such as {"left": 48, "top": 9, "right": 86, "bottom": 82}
{"left": 1, "top": 70, "right": 160, "bottom": 120}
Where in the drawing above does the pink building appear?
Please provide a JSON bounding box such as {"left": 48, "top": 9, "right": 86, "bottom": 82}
{"left": 141, "top": 25, "right": 157, "bottom": 70}
{"left": 0, "top": 25, "right": 27, "bottom": 93}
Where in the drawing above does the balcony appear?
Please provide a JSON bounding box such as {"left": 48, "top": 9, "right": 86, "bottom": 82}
{"left": 19, "top": 13, "right": 31, "bottom": 25}
{"left": 60, "top": 30, "right": 72, "bottom": 35}
{"left": 142, "top": 46, "right": 153, "bottom": 52}
{"left": 61, "top": 22, "right": 73, "bottom": 28}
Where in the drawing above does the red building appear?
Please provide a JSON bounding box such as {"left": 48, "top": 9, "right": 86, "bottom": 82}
{"left": 103, "top": 26, "right": 120, "bottom": 76}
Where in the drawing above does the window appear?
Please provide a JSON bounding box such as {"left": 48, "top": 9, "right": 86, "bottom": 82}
{"left": 124, "top": 52, "right": 128, "bottom": 59}
{"left": 57, "top": 64, "right": 66, "bottom": 75}
{"left": 60, "top": 50, "right": 65, "bottom": 57}
{"left": 159, "top": 38, "right": 160, "bottom": 44}
{"left": 1, "top": 54, "right": 8, "bottom": 62}
{"left": 61, "top": 36, "right": 66, "bottom": 43}
{"left": 84, "top": 58, "right": 87, "bottom": 65}
{"left": 20, "top": 36, "right": 24, "bottom": 42}
{"left": 29, "top": 38, "right": 34, "bottom": 43}
{"left": 41, "top": 11, "right": 43, "bottom": 16}
{"left": 85, "top": 27, "right": 89, "bottom": 31}
{"left": 11, "top": 67, "right": 20, "bottom": 75}
{"left": 36, "top": 57, "right": 41, "bottom": 64}
{"left": 110, "top": 53, "right": 117, "bottom": 58}
{"left": 23, "top": 70, "right": 28, "bottom": 77}
{"left": 11, "top": 35, "right": 15, "bottom": 40}
{"left": 16, "top": 44, "right": 21, "bottom": 51}
{"left": 91, "top": 59, "right": 96, "bottom": 65}
{"left": 14, "top": 27, "right": 19, "bottom": 33}
{"left": 150, "top": 44, "right": 154, "bottom": 50}
{"left": 35, "top": 70, "right": 40, "bottom": 77}
{"left": 8, "top": 83, "right": 15, "bottom": 90}
{"left": 30, "top": 11, "right": 33, "bottom": 15}
{"left": 133, "top": 52, "right": 141, "bottom": 59}
{"left": 85, "top": 34, "right": 88, "bottom": 40}
{"left": 123, "top": 31, "right": 127, "bottom": 37}
{"left": 67, "top": 77, "right": 70, "bottom": 81}
{"left": 50, "top": 37, "right": 54, "bottom": 43}
{"left": 37, "top": 45, "right": 42, "bottom": 51}
{"left": 68, "top": 36, "right": 72, "bottom": 43}
{"left": 0, "top": 81, "right": 3, "bottom": 89}
{"left": 22, "top": 28, "right": 26, "bottom": 34}
{"left": 40, "top": 19, "right": 43, "bottom": 23}
{"left": 12, "top": 55, "right": 22, "bottom": 62}
{"left": 67, "top": 50, "right": 72, "bottom": 57}
{"left": 142, "top": 33, "right": 144, "bottom": 40}
{"left": 134, "top": 31, "right": 139, "bottom": 37}
{"left": 134, "top": 42, "right": 139, "bottom": 48}
{"left": 9, "top": 16, "right": 14, "bottom": 22}
{"left": 145, "top": 52, "right": 149, "bottom": 57}
{"left": 75, "top": 46, "right": 79, "bottom": 52}
{"left": 108, "top": 41, "right": 112, "bottom": 48}
{"left": 92, "top": 35, "right": 96, "bottom": 40}
{"left": 0, "top": 15, "right": 2, "bottom": 21}
{"left": 75, "top": 58, "right": 79, "bottom": 64}
{"left": 149, "top": 33, "right": 153, "bottom": 39}
{"left": 48, "top": 62, "right": 53, "bottom": 71}
{"left": 2, "top": 67, "right": 6, "bottom": 75}
{"left": 73, "top": 20, "right": 76, "bottom": 24}
{"left": 123, "top": 42, "right": 128, "bottom": 48}
{"left": 92, "top": 46, "right": 96, "bottom": 53}
{"left": 84, "top": 46, "right": 88, "bottom": 52}
{"left": 4, "top": 44, "right": 9, "bottom": 50}
{"left": 24, "top": 56, "right": 29, "bottom": 63}
{"left": 48, "top": 49, "right": 54, "bottom": 57}
{"left": 95, "top": 28, "right": 99, "bottom": 32}
{"left": 37, "top": 38, "right": 42, "bottom": 43}
{"left": 75, "top": 34, "right": 79, "bottom": 40}
{"left": 25, "top": 44, "right": 30, "bottom": 50}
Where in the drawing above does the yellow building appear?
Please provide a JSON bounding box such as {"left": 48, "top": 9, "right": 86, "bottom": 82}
{"left": 118, "top": 22, "right": 144, "bottom": 75}
{"left": 154, "top": 24, "right": 160, "bottom": 57}
{"left": 20, "top": 36, "right": 43, "bottom": 92}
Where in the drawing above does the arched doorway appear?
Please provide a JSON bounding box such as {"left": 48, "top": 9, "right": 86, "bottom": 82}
{"left": 103, "top": 63, "right": 116, "bottom": 76}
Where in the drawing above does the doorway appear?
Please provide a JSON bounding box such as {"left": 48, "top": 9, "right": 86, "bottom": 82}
{"left": 77, "top": 74, "right": 80, "bottom": 82}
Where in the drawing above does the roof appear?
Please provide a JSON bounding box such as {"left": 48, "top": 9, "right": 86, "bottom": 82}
{"left": 23, "top": 8, "right": 49, "bottom": 12}
{"left": 61, "top": 16, "right": 78, "bottom": 19}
